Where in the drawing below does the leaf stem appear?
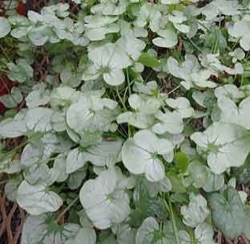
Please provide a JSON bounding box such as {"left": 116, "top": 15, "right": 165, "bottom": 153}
{"left": 56, "top": 196, "right": 79, "bottom": 223}
{"left": 165, "top": 194, "right": 180, "bottom": 244}
{"left": 116, "top": 87, "right": 126, "bottom": 111}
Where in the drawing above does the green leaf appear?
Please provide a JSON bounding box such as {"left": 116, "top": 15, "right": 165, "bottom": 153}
{"left": 209, "top": 187, "right": 245, "bottom": 239}
{"left": 174, "top": 152, "right": 189, "bottom": 173}
{"left": 138, "top": 53, "right": 160, "bottom": 68}
{"left": 167, "top": 171, "right": 186, "bottom": 193}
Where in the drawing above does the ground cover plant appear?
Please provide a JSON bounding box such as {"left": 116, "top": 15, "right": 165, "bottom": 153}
{"left": 1, "top": 0, "right": 250, "bottom": 243}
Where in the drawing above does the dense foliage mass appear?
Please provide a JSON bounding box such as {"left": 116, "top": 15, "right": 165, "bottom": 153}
{"left": 1, "top": 0, "right": 250, "bottom": 243}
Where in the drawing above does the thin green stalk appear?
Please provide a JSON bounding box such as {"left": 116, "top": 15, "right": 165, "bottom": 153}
{"left": 164, "top": 194, "right": 180, "bottom": 244}
{"left": 116, "top": 87, "right": 126, "bottom": 111}
{"left": 167, "top": 84, "right": 181, "bottom": 96}
{"left": 187, "top": 38, "right": 203, "bottom": 53}
{"left": 56, "top": 196, "right": 79, "bottom": 222}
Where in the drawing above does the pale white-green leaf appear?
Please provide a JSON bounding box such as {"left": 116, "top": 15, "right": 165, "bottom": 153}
{"left": 21, "top": 214, "right": 80, "bottom": 244}
{"left": 191, "top": 123, "right": 250, "bottom": 174}
{"left": 181, "top": 194, "right": 209, "bottom": 228}
{"left": 80, "top": 168, "right": 130, "bottom": 229}
{"left": 153, "top": 29, "right": 177, "bottom": 48}
{"left": 122, "top": 130, "right": 174, "bottom": 182}
{"left": 26, "top": 107, "right": 53, "bottom": 132}
{"left": 17, "top": 180, "right": 63, "bottom": 215}
{"left": 0, "top": 17, "right": 11, "bottom": 38}
{"left": 0, "top": 119, "right": 27, "bottom": 138}
{"left": 153, "top": 111, "right": 183, "bottom": 134}
{"left": 194, "top": 223, "right": 215, "bottom": 244}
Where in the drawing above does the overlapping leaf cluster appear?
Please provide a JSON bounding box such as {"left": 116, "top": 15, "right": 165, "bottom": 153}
{"left": 1, "top": 0, "right": 250, "bottom": 243}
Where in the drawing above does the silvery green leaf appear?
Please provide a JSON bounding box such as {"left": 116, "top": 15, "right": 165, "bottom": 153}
{"left": 60, "top": 69, "right": 82, "bottom": 88}
{"left": 4, "top": 177, "right": 22, "bottom": 202}
{"left": 243, "top": 206, "right": 250, "bottom": 239}
{"left": 136, "top": 217, "right": 159, "bottom": 244}
{"left": 21, "top": 214, "right": 80, "bottom": 244}
{"left": 67, "top": 168, "right": 87, "bottom": 190}
{"left": 201, "top": 0, "right": 239, "bottom": 20}
{"left": 122, "top": 130, "right": 174, "bottom": 182}
{"left": 209, "top": 187, "right": 244, "bottom": 239}
{"left": 65, "top": 227, "right": 96, "bottom": 244}
{"left": 0, "top": 119, "right": 27, "bottom": 138}
{"left": 50, "top": 86, "right": 78, "bottom": 109}
{"left": 194, "top": 223, "right": 215, "bottom": 244}
{"left": 51, "top": 111, "right": 66, "bottom": 132}
{"left": 25, "top": 83, "right": 50, "bottom": 108}
{"left": 85, "top": 139, "right": 123, "bottom": 167}
{"left": 135, "top": 3, "right": 161, "bottom": 32}
{"left": 167, "top": 55, "right": 216, "bottom": 89}
{"left": 50, "top": 154, "right": 68, "bottom": 182}
{"left": 80, "top": 168, "right": 130, "bottom": 229}
{"left": 26, "top": 107, "right": 53, "bottom": 132}
{"left": 66, "top": 147, "right": 88, "bottom": 174}
{"left": 153, "top": 29, "right": 177, "bottom": 48}
{"left": 166, "top": 97, "right": 194, "bottom": 118}
{"left": 66, "top": 96, "right": 117, "bottom": 134}
{"left": 228, "top": 19, "right": 250, "bottom": 51}
{"left": 17, "top": 180, "right": 63, "bottom": 215}
{"left": 91, "top": 0, "right": 128, "bottom": 15}
{"left": 181, "top": 194, "right": 209, "bottom": 228}
{"left": 112, "top": 224, "right": 136, "bottom": 244}
{"left": 87, "top": 43, "right": 132, "bottom": 86}
{"left": 133, "top": 81, "right": 158, "bottom": 95}
{"left": 0, "top": 153, "right": 21, "bottom": 174}
{"left": 191, "top": 122, "right": 250, "bottom": 174}
{"left": 20, "top": 143, "right": 45, "bottom": 167}
{"left": 214, "top": 84, "right": 244, "bottom": 101}
{"left": 0, "top": 87, "right": 23, "bottom": 108}
{"left": 229, "top": 48, "right": 245, "bottom": 63}
{"left": 153, "top": 111, "right": 183, "bottom": 135}
{"left": 0, "top": 17, "right": 11, "bottom": 38}
{"left": 7, "top": 59, "right": 33, "bottom": 83}
{"left": 117, "top": 111, "right": 155, "bottom": 129}
{"left": 218, "top": 96, "right": 250, "bottom": 130}
{"left": 144, "top": 176, "right": 172, "bottom": 197}
{"left": 85, "top": 15, "right": 118, "bottom": 41}
{"left": 186, "top": 161, "right": 208, "bottom": 188}
{"left": 23, "top": 164, "right": 52, "bottom": 185}
{"left": 117, "top": 32, "right": 146, "bottom": 60}
{"left": 66, "top": 141, "right": 122, "bottom": 171}
{"left": 129, "top": 94, "right": 161, "bottom": 113}
{"left": 28, "top": 26, "right": 50, "bottom": 46}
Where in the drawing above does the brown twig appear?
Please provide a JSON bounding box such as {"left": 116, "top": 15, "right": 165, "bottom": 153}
{"left": 13, "top": 207, "right": 26, "bottom": 243}
{"left": 6, "top": 203, "right": 17, "bottom": 244}
{"left": 217, "top": 231, "right": 222, "bottom": 244}
{"left": 0, "top": 192, "right": 7, "bottom": 236}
